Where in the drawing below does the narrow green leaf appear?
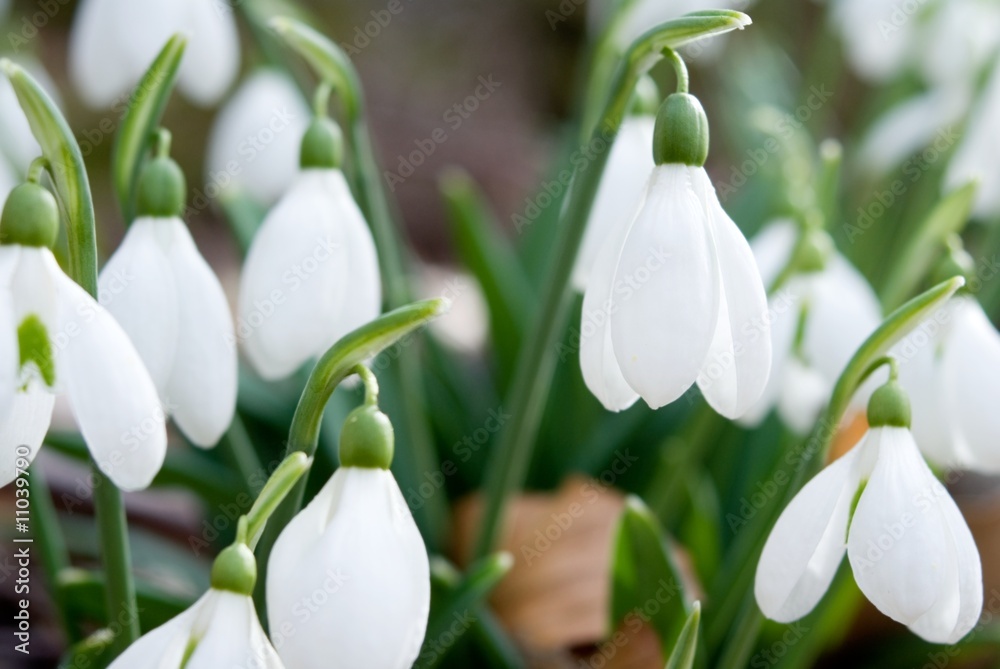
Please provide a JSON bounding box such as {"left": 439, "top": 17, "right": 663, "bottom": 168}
{"left": 111, "top": 34, "right": 186, "bottom": 222}
{"left": 665, "top": 602, "right": 701, "bottom": 669}
{"left": 0, "top": 59, "right": 97, "bottom": 294}
{"left": 417, "top": 553, "right": 514, "bottom": 669}
{"left": 246, "top": 452, "right": 313, "bottom": 548}
{"left": 611, "top": 496, "right": 690, "bottom": 661}
{"left": 439, "top": 168, "right": 532, "bottom": 383}
{"left": 880, "top": 181, "right": 978, "bottom": 309}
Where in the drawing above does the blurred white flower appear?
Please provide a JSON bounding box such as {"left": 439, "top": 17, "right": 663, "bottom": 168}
{"left": 572, "top": 114, "right": 654, "bottom": 291}
{"left": 205, "top": 69, "right": 311, "bottom": 206}
{"left": 238, "top": 169, "right": 381, "bottom": 380}
{"left": 915, "top": 0, "right": 1000, "bottom": 87}
{"left": 896, "top": 295, "right": 1000, "bottom": 472}
{"left": 829, "top": 0, "right": 919, "bottom": 82}
{"left": 756, "top": 421, "right": 982, "bottom": 644}
{"left": 69, "top": 0, "right": 240, "bottom": 109}
{"left": 267, "top": 466, "right": 430, "bottom": 669}
{"left": 109, "top": 588, "right": 284, "bottom": 668}
{"left": 0, "top": 59, "right": 57, "bottom": 179}
{"left": 99, "top": 216, "right": 237, "bottom": 447}
{"left": 739, "top": 221, "right": 882, "bottom": 433}
{"left": 580, "top": 163, "right": 771, "bottom": 417}
{"left": 1, "top": 206, "right": 166, "bottom": 490}
{"left": 945, "top": 64, "right": 1000, "bottom": 219}
{"left": 418, "top": 265, "right": 489, "bottom": 353}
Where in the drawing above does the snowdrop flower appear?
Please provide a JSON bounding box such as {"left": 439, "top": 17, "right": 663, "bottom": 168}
{"left": 828, "top": 0, "right": 918, "bottom": 82}
{"left": 572, "top": 82, "right": 656, "bottom": 291}
{"left": 238, "top": 116, "right": 381, "bottom": 380}
{"left": 756, "top": 374, "right": 982, "bottom": 643}
{"left": 205, "top": 69, "right": 311, "bottom": 206}
{"left": 68, "top": 0, "right": 240, "bottom": 109}
{"left": 99, "top": 151, "right": 237, "bottom": 447}
{"left": 111, "top": 542, "right": 284, "bottom": 668}
{"left": 1, "top": 181, "right": 166, "bottom": 490}
{"left": 739, "top": 221, "right": 882, "bottom": 433}
{"left": 580, "top": 91, "right": 771, "bottom": 417}
{"left": 896, "top": 291, "right": 1000, "bottom": 473}
{"left": 268, "top": 403, "right": 430, "bottom": 669}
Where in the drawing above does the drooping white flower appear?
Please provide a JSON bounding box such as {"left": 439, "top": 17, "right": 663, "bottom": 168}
{"left": 1, "top": 185, "right": 166, "bottom": 490}
{"left": 755, "top": 384, "right": 982, "bottom": 643}
{"left": 580, "top": 93, "right": 770, "bottom": 417}
{"left": 267, "top": 466, "right": 430, "bottom": 669}
{"left": 99, "top": 215, "right": 237, "bottom": 447}
{"left": 109, "top": 588, "right": 284, "bottom": 668}
{"left": 238, "top": 167, "right": 381, "bottom": 380}
{"left": 828, "top": 0, "right": 919, "bottom": 82}
{"left": 914, "top": 0, "right": 1000, "bottom": 88}
{"left": 738, "top": 221, "right": 882, "bottom": 433}
{"left": 896, "top": 295, "right": 1000, "bottom": 472}
{"left": 945, "top": 63, "right": 1000, "bottom": 219}
{"left": 68, "top": 0, "right": 240, "bottom": 109}
{"left": 572, "top": 113, "right": 654, "bottom": 291}
{"left": 205, "top": 69, "right": 311, "bottom": 207}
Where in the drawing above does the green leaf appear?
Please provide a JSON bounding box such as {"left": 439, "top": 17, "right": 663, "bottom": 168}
{"left": 111, "top": 34, "right": 186, "bottom": 222}
{"left": 439, "top": 168, "right": 532, "bottom": 385}
{"left": 417, "top": 553, "right": 514, "bottom": 669}
{"left": 245, "top": 452, "right": 312, "bottom": 548}
{"left": 0, "top": 59, "right": 98, "bottom": 294}
{"left": 665, "top": 602, "right": 701, "bottom": 669}
{"left": 220, "top": 193, "right": 267, "bottom": 255}
{"left": 880, "top": 181, "right": 978, "bottom": 309}
{"left": 17, "top": 314, "right": 55, "bottom": 387}
{"left": 611, "top": 496, "right": 691, "bottom": 661}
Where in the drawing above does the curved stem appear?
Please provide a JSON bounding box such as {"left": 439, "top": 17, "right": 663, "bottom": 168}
{"left": 154, "top": 128, "right": 172, "bottom": 158}
{"left": 662, "top": 47, "right": 689, "bottom": 93}
{"left": 26, "top": 156, "right": 49, "bottom": 184}
{"left": 313, "top": 81, "right": 332, "bottom": 117}
{"left": 352, "top": 363, "right": 379, "bottom": 405}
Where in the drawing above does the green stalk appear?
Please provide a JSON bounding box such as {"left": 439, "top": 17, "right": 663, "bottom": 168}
{"left": 1, "top": 60, "right": 140, "bottom": 655}
{"left": 471, "top": 11, "right": 753, "bottom": 560}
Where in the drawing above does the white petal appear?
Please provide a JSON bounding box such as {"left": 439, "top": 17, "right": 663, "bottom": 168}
{"left": 748, "top": 219, "right": 796, "bottom": 289}
{"left": 609, "top": 165, "right": 718, "bottom": 409}
{"left": 755, "top": 438, "right": 865, "bottom": 622}
{"left": 107, "top": 592, "right": 204, "bottom": 669}
{"left": 945, "top": 64, "right": 1000, "bottom": 219}
{"left": 177, "top": 0, "right": 241, "bottom": 106}
{"left": 268, "top": 468, "right": 430, "bottom": 669}
{"left": 0, "top": 249, "right": 17, "bottom": 422}
{"left": 944, "top": 297, "right": 1000, "bottom": 472}
{"left": 238, "top": 170, "right": 355, "bottom": 380}
{"left": 10, "top": 247, "right": 58, "bottom": 333}
{"left": 205, "top": 69, "right": 311, "bottom": 204}
{"left": 858, "top": 85, "right": 970, "bottom": 175}
{"left": 580, "top": 202, "right": 639, "bottom": 412}
{"left": 916, "top": 0, "right": 1000, "bottom": 87}
{"left": 776, "top": 358, "right": 830, "bottom": 435}
{"left": 847, "top": 427, "right": 981, "bottom": 641}
{"left": 100, "top": 218, "right": 179, "bottom": 394}
{"left": 0, "top": 384, "right": 55, "bottom": 488}
{"left": 830, "top": 0, "right": 915, "bottom": 81}
{"left": 331, "top": 178, "right": 382, "bottom": 342}
{"left": 692, "top": 168, "right": 771, "bottom": 418}
{"left": 51, "top": 258, "right": 166, "bottom": 491}
{"left": 572, "top": 115, "right": 655, "bottom": 291}
{"left": 161, "top": 219, "right": 237, "bottom": 447}
{"left": 186, "top": 591, "right": 283, "bottom": 669}
{"left": 68, "top": 0, "right": 134, "bottom": 109}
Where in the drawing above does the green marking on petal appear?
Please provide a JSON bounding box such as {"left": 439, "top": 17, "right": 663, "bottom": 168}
{"left": 18, "top": 315, "right": 55, "bottom": 387}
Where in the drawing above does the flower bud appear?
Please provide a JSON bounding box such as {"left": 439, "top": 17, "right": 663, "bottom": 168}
{"left": 136, "top": 157, "right": 186, "bottom": 218}
{"left": 0, "top": 182, "right": 59, "bottom": 248}
{"left": 867, "top": 379, "right": 912, "bottom": 429}
{"left": 210, "top": 542, "right": 257, "bottom": 596}
{"left": 300, "top": 117, "right": 344, "bottom": 169}
{"left": 339, "top": 403, "right": 395, "bottom": 469}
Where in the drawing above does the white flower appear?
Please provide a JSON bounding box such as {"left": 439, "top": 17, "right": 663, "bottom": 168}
{"left": 99, "top": 216, "right": 237, "bottom": 447}
{"left": 945, "top": 63, "right": 1000, "bottom": 219}
{"left": 828, "top": 0, "right": 918, "bottom": 82}
{"left": 0, "top": 244, "right": 166, "bottom": 490}
{"left": 739, "top": 221, "right": 882, "bottom": 433}
{"left": 755, "top": 424, "right": 982, "bottom": 643}
{"left": 580, "top": 163, "right": 771, "bottom": 417}
{"left": 205, "top": 69, "right": 311, "bottom": 206}
{"left": 572, "top": 114, "right": 654, "bottom": 291}
{"left": 896, "top": 295, "right": 1000, "bottom": 472}
{"left": 238, "top": 169, "right": 381, "bottom": 380}
{"left": 267, "top": 466, "right": 430, "bottom": 669}
{"left": 109, "top": 588, "right": 284, "bottom": 668}
{"left": 68, "top": 0, "right": 240, "bottom": 109}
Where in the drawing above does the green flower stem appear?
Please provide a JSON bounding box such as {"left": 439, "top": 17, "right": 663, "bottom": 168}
{"left": 710, "top": 277, "right": 965, "bottom": 667}
{"left": 245, "top": 453, "right": 312, "bottom": 549}
{"left": 26, "top": 156, "right": 49, "bottom": 184}
{"left": 472, "top": 11, "right": 752, "bottom": 561}
{"left": 661, "top": 47, "right": 689, "bottom": 94}
{"left": 2, "top": 59, "right": 141, "bottom": 656}
{"left": 269, "top": 17, "right": 447, "bottom": 548}
{"left": 28, "top": 466, "right": 79, "bottom": 642}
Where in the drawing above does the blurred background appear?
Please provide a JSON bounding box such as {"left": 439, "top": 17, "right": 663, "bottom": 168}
{"left": 2, "top": 0, "right": 1000, "bottom": 667}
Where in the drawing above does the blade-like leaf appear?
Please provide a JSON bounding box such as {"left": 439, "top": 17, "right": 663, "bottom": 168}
{"left": 111, "top": 34, "right": 186, "bottom": 222}
{"left": 611, "top": 496, "right": 691, "bottom": 661}
{"left": 0, "top": 59, "right": 97, "bottom": 293}
{"left": 664, "top": 602, "right": 701, "bottom": 669}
